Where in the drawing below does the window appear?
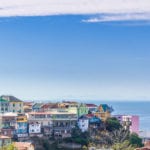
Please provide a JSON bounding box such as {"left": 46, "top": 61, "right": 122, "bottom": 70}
{"left": 13, "top": 103, "right": 15, "bottom": 107}
{"left": 4, "top": 131, "right": 7, "bottom": 135}
{"left": 18, "top": 110, "right": 21, "bottom": 113}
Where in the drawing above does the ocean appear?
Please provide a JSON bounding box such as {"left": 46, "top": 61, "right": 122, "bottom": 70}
{"left": 89, "top": 101, "right": 150, "bottom": 131}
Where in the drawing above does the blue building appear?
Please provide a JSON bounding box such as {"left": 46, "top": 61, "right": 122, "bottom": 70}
{"left": 16, "top": 115, "right": 28, "bottom": 138}
{"left": 89, "top": 116, "right": 101, "bottom": 124}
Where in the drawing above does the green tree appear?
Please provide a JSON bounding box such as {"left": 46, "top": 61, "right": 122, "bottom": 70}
{"left": 0, "top": 144, "right": 15, "bottom": 150}
{"left": 71, "top": 125, "right": 90, "bottom": 146}
{"left": 129, "top": 133, "right": 144, "bottom": 148}
{"left": 82, "top": 145, "right": 88, "bottom": 150}
{"left": 112, "top": 140, "right": 134, "bottom": 150}
{"left": 71, "top": 125, "right": 82, "bottom": 138}
{"left": 105, "top": 117, "right": 122, "bottom": 132}
{"left": 91, "top": 132, "right": 112, "bottom": 148}
{"left": 110, "top": 128, "right": 130, "bottom": 144}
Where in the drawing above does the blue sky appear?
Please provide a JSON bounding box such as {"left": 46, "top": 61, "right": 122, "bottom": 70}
{"left": 0, "top": 13, "right": 150, "bottom": 100}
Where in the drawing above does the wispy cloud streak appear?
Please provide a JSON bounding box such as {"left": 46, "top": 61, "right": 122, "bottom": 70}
{"left": 0, "top": 0, "right": 150, "bottom": 22}
{"left": 83, "top": 13, "right": 150, "bottom": 23}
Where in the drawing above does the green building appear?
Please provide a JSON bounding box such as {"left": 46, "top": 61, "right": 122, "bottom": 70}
{"left": 77, "top": 103, "right": 89, "bottom": 117}
{"left": 0, "top": 98, "right": 9, "bottom": 113}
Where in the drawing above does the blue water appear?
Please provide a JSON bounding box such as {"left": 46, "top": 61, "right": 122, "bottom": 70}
{"left": 89, "top": 101, "right": 150, "bottom": 131}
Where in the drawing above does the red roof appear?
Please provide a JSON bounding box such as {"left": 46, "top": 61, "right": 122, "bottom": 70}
{"left": 41, "top": 103, "right": 58, "bottom": 109}
{"left": 86, "top": 104, "right": 97, "bottom": 107}
{"left": 85, "top": 114, "right": 95, "bottom": 118}
{"left": 24, "top": 102, "right": 34, "bottom": 106}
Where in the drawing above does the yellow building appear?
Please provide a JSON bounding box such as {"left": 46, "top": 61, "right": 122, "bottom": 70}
{"left": 17, "top": 115, "right": 27, "bottom": 122}
{"left": 94, "top": 104, "right": 113, "bottom": 121}
{"left": 16, "top": 114, "right": 28, "bottom": 138}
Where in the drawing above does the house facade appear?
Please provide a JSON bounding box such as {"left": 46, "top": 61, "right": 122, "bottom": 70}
{"left": 78, "top": 116, "right": 89, "bottom": 132}
{"left": 28, "top": 110, "right": 78, "bottom": 137}
{"left": 1, "top": 95, "right": 24, "bottom": 113}
{"left": 29, "top": 122, "right": 41, "bottom": 134}
{"left": 16, "top": 115, "right": 28, "bottom": 138}
{"left": 95, "top": 104, "right": 113, "bottom": 121}
{"left": 114, "top": 115, "right": 139, "bottom": 134}
{"left": 0, "top": 135, "right": 11, "bottom": 148}
{"left": 0, "top": 113, "right": 17, "bottom": 137}
{"left": 77, "top": 103, "right": 89, "bottom": 117}
{"left": 0, "top": 98, "right": 9, "bottom": 113}
{"left": 52, "top": 112, "right": 77, "bottom": 136}
{"left": 28, "top": 112, "right": 52, "bottom": 127}
{"left": 86, "top": 104, "right": 98, "bottom": 113}
{"left": 32, "top": 103, "right": 43, "bottom": 112}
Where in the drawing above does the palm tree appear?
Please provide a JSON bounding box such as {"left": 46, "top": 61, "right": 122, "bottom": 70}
{"left": 90, "top": 131, "right": 112, "bottom": 148}
{"left": 112, "top": 140, "right": 134, "bottom": 150}
{"left": 109, "top": 128, "right": 130, "bottom": 144}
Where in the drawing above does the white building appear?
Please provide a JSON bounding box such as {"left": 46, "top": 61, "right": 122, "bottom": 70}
{"left": 78, "top": 116, "right": 89, "bottom": 132}
{"left": 29, "top": 122, "right": 41, "bottom": 134}
{"left": 139, "top": 131, "right": 150, "bottom": 142}
{"left": 86, "top": 104, "right": 98, "bottom": 113}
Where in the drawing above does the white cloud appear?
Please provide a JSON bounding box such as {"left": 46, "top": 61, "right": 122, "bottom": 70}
{"left": 82, "top": 13, "right": 150, "bottom": 22}
{"left": 0, "top": 0, "right": 150, "bottom": 22}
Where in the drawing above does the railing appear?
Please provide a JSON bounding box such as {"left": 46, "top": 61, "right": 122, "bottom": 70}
{"left": 28, "top": 117, "right": 78, "bottom": 121}
{"left": 52, "top": 117, "right": 77, "bottom": 120}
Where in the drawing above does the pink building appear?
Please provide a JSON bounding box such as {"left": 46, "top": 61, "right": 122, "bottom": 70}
{"left": 114, "top": 115, "right": 139, "bottom": 135}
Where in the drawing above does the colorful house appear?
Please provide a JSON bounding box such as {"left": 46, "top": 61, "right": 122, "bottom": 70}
{"left": 1, "top": 95, "right": 24, "bottom": 113}
{"left": 16, "top": 114, "right": 28, "bottom": 138}
{"left": 23, "top": 102, "right": 34, "bottom": 113}
{"left": 89, "top": 116, "right": 101, "bottom": 125}
{"left": 58, "top": 101, "right": 78, "bottom": 108}
{"left": 28, "top": 111, "right": 78, "bottom": 137}
{"left": 86, "top": 114, "right": 101, "bottom": 128}
{"left": 52, "top": 111, "right": 77, "bottom": 136}
{"left": 0, "top": 113, "right": 17, "bottom": 137}
{"left": 0, "top": 135, "right": 11, "bottom": 148}
{"left": 40, "top": 103, "right": 58, "bottom": 112}
{"left": 59, "top": 103, "right": 89, "bottom": 117}
{"left": 28, "top": 112, "right": 52, "bottom": 127}
{"left": 29, "top": 122, "right": 41, "bottom": 135}
{"left": 114, "top": 115, "right": 139, "bottom": 134}
{"left": 78, "top": 116, "right": 89, "bottom": 132}
{"left": 86, "top": 104, "right": 98, "bottom": 113}
{"left": 95, "top": 104, "right": 113, "bottom": 121}
{"left": 32, "top": 103, "right": 43, "bottom": 112}
{"left": 0, "top": 98, "right": 9, "bottom": 113}
{"left": 77, "top": 103, "right": 89, "bottom": 117}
